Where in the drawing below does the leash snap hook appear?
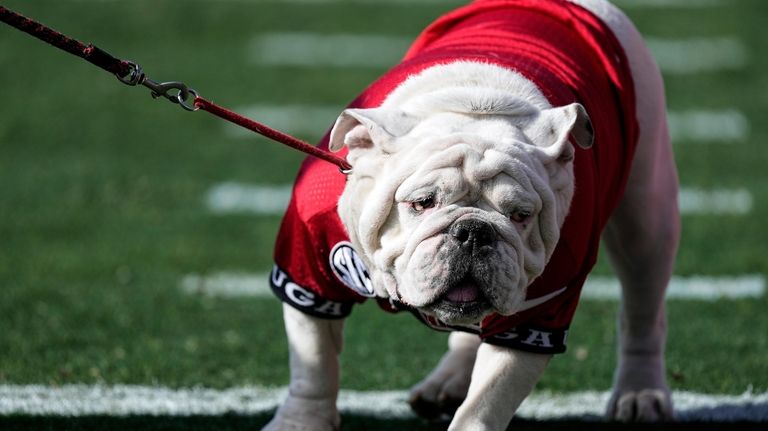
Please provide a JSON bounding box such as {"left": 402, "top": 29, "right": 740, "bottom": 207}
{"left": 115, "top": 61, "right": 198, "bottom": 111}
{"left": 142, "top": 79, "right": 198, "bottom": 112}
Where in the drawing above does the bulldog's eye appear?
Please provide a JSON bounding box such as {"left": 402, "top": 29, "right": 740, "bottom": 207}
{"left": 410, "top": 196, "right": 436, "bottom": 213}
{"left": 510, "top": 209, "right": 532, "bottom": 224}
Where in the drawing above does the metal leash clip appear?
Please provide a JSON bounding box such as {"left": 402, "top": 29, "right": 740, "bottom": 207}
{"left": 116, "top": 61, "right": 198, "bottom": 111}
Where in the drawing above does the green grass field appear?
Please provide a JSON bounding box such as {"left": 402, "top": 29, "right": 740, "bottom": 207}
{"left": 1, "top": 0, "right": 767, "bottom": 429}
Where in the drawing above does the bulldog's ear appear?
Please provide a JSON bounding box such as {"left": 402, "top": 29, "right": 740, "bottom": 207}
{"left": 328, "top": 108, "right": 419, "bottom": 153}
{"left": 525, "top": 103, "right": 593, "bottom": 163}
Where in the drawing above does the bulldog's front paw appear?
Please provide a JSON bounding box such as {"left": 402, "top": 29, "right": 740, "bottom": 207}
{"left": 408, "top": 338, "right": 477, "bottom": 420}
{"left": 409, "top": 376, "right": 468, "bottom": 420}
{"left": 607, "top": 354, "right": 673, "bottom": 422}
{"left": 262, "top": 395, "right": 340, "bottom": 431}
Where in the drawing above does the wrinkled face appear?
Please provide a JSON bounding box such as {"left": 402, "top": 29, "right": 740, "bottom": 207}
{"left": 388, "top": 139, "right": 555, "bottom": 324}
{"left": 331, "top": 99, "right": 592, "bottom": 325}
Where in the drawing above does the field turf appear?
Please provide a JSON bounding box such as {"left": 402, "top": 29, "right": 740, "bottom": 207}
{"left": 1, "top": 0, "right": 767, "bottom": 429}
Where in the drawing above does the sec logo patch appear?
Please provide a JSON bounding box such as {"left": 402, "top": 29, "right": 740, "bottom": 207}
{"left": 330, "top": 242, "right": 375, "bottom": 297}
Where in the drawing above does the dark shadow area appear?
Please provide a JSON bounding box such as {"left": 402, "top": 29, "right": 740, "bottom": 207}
{"left": 1, "top": 414, "right": 767, "bottom": 431}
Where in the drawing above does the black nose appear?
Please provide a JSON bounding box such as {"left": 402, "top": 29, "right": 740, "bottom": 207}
{"left": 450, "top": 219, "right": 496, "bottom": 247}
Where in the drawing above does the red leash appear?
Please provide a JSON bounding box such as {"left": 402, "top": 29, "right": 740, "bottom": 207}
{"left": 192, "top": 98, "right": 351, "bottom": 172}
{"left": 0, "top": 5, "right": 352, "bottom": 173}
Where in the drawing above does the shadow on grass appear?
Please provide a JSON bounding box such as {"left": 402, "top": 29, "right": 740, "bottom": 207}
{"left": 1, "top": 415, "right": 767, "bottom": 431}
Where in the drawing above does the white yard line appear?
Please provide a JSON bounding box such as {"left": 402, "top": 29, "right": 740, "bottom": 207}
{"left": 181, "top": 271, "right": 765, "bottom": 301}
{"left": 180, "top": 272, "right": 272, "bottom": 298}
{"left": 668, "top": 109, "right": 749, "bottom": 144}
{"left": 0, "top": 384, "right": 765, "bottom": 421}
{"left": 205, "top": 183, "right": 754, "bottom": 217}
{"left": 583, "top": 275, "right": 766, "bottom": 300}
{"left": 248, "top": 32, "right": 412, "bottom": 68}
{"left": 205, "top": 182, "right": 292, "bottom": 215}
{"left": 613, "top": 0, "right": 727, "bottom": 7}
{"left": 646, "top": 37, "right": 748, "bottom": 74}
{"left": 679, "top": 187, "right": 753, "bottom": 216}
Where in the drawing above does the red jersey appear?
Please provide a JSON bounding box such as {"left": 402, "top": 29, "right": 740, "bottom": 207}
{"left": 271, "top": 0, "right": 637, "bottom": 354}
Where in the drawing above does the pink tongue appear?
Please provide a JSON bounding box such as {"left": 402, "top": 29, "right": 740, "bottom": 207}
{"left": 446, "top": 283, "right": 480, "bottom": 303}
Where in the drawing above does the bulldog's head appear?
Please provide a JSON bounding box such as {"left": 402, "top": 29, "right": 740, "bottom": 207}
{"left": 329, "top": 68, "right": 593, "bottom": 325}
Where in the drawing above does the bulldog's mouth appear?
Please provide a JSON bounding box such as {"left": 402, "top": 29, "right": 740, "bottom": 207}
{"left": 445, "top": 280, "right": 481, "bottom": 303}
{"left": 423, "top": 276, "right": 492, "bottom": 324}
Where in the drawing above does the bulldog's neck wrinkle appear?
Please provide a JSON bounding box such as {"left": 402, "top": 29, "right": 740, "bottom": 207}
{"left": 396, "top": 86, "right": 539, "bottom": 120}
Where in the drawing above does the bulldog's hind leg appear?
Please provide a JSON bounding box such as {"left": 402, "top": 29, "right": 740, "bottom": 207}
{"left": 408, "top": 331, "right": 480, "bottom": 419}
{"left": 600, "top": 45, "right": 680, "bottom": 423}
{"left": 570, "top": 0, "right": 680, "bottom": 421}
{"left": 602, "top": 127, "right": 679, "bottom": 421}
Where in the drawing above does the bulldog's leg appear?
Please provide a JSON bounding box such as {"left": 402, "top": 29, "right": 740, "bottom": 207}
{"left": 408, "top": 331, "right": 481, "bottom": 419}
{"left": 449, "top": 345, "right": 551, "bottom": 430}
{"left": 262, "top": 304, "right": 344, "bottom": 431}
{"left": 602, "top": 122, "right": 679, "bottom": 421}
{"left": 569, "top": 0, "right": 680, "bottom": 421}
{"left": 600, "top": 31, "right": 680, "bottom": 423}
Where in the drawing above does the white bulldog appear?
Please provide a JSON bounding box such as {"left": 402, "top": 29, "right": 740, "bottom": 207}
{"left": 264, "top": 0, "right": 679, "bottom": 429}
